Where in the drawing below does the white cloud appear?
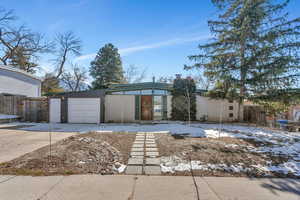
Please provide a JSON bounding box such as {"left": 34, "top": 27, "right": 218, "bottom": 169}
{"left": 74, "top": 53, "right": 97, "bottom": 62}
{"left": 74, "top": 34, "right": 211, "bottom": 62}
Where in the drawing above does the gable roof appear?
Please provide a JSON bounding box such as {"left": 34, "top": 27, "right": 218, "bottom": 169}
{"left": 0, "top": 65, "right": 42, "bottom": 81}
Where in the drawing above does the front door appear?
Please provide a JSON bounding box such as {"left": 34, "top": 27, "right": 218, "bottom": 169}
{"left": 141, "top": 95, "right": 152, "bottom": 120}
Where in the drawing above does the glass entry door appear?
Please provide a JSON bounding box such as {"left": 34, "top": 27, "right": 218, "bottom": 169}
{"left": 153, "top": 96, "right": 162, "bottom": 120}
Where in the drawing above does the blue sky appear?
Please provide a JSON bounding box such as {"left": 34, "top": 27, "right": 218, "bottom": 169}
{"left": 1, "top": 0, "right": 300, "bottom": 81}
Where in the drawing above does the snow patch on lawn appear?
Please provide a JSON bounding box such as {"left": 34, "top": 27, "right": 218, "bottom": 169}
{"left": 160, "top": 156, "right": 251, "bottom": 174}
{"left": 160, "top": 156, "right": 300, "bottom": 176}
{"left": 252, "top": 161, "right": 300, "bottom": 176}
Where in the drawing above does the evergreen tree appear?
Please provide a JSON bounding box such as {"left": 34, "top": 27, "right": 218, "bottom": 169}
{"left": 90, "top": 43, "right": 124, "bottom": 89}
{"left": 171, "top": 76, "right": 197, "bottom": 121}
{"left": 186, "top": 0, "right": 300, "bottom": 120}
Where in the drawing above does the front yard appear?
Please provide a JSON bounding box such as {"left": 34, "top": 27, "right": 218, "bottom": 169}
{"left": 0, "top": 122, "right": 299, "bottom": 178}
{"left": 0, "top": 132, "right": 135, "bottom": 176}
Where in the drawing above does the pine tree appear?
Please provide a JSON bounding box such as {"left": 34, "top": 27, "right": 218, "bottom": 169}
{"left": 90, "top": 43, "right": 124, "bottom": 89}
{"left": 171, "top": 76, "right": 197, "bottom": 121}
{"left": 186, "top": 0, "right": 300, "bottom": 120}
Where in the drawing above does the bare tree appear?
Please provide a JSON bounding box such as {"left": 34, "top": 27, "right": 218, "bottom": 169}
{"left": 54, "top": 31, "right": 81, "bottom": 78}
{"left": 0, "top": 7, "right": 15, "bottom": 26}
{"left": 61, "top": 64, "right": 87, "bottom": 92}
{"left": 123, "top": 65, "right": 147, "bottom": 83}
{"left": 157, "top": 76, "right": 174, "bottom": 83}
{"left": 0, "top": 8, "right": 51, "bottom": 73}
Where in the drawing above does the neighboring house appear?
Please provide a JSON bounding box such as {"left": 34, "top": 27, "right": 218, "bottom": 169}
{"left": 287, "top": 105, "right": 300, "bottom": 121}
{"left": 0, "top": 65, "right": 42, "bottom": 97}
{"left": 48, "top": 82, "right": 240, "bottom": 123}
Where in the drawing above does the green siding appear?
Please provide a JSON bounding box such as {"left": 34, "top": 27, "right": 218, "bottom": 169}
{"left": 135, "top": 95, "right": 140, "bottom": 120}
{"left": 162, "top": 96, "right": 167, "bottom": 120}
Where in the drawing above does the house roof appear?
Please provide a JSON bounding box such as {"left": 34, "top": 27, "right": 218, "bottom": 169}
{"left": 107, "top": 82, "right": 173, "bottom": 92}
{"left": 0, "top": 65, "right": 42, "bottom": 81}
{"left": 47, "top": 89, "right": 105, "bottom": 97}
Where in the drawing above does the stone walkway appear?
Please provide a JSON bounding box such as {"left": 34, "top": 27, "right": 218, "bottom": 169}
{"left": 125, "top": 132, "right": 161, "bottom": 175}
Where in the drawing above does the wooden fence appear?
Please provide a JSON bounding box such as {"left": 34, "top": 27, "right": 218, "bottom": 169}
{"left": 0, "top": 94, "right": 48, "bottom": 122}
{"left": 0, "top": 95, "right": 24, "bottom": 116}
{"left": 243, "top": 105, "right": 266, "bottom": 125}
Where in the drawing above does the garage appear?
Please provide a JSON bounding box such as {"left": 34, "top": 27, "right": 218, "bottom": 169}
{"left": 68, "top": 98, "right": 101, "bottom": 123}
{"left": 48, "top": 90, "right": 105, "bottom": 124}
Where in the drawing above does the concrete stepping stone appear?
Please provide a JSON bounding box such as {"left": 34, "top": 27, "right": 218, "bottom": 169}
{"left": 128, "top": 158, "right": 144, "bottom": 165}
{"left": 136, "top": 135, "right": 145, "bottom": 138}
{"left": 131, "top": 151, "right": 144, "bottom": 156}
{"left": 132, "top": 144, "right": 144, "bottom": 148}
{"left": 131, "top": 147, "right": 144, "bottom": 152}
{"left": 131, "top": 155, "right": 144, "bottom": 159}
{"left": 125, "top": 166, "right": 143, "bottom": 175}
{"left": 146, "top": 139, "right": 155, "bottom": 141}
{"left": 145, "top": 152, "right": 159, "bottom": 157}
{"left": 144, "top": 166, "right": 161, "bottom": 175}
{"left": 145, "top": 141, "right": 155, "bottom": 144}
{"left": 145, "top": 143, "right": 156, "bottom": 147}
{"left": 146, "top": 148, "right": 158, "bottom": 152}
{"left": 134, "top": 141, "right": 144, "bottom": 144}
{"left": 127, "top": 133, "right": 161, "bottom": 175}
{"left": 145, "top": 158, "right": 160, "bottom": 165}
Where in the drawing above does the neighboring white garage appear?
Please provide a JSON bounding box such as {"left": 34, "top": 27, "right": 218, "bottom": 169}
{"left": 68, "top": 98, "right": 101, "bottom": 123}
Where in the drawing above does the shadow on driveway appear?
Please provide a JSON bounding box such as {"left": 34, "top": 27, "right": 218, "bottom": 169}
{"left": 261, "top": 178, "right": 300, "bottom": 196}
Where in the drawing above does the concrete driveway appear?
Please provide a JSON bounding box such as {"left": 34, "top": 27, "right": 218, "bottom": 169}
{"left": 0, "top": 127, "right": 76, "bottom": 163}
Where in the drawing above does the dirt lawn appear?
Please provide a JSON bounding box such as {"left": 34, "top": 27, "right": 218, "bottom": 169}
{"left": 0, "top": 132, "right": 135, "bottom": 176}
{"left": 156, "top": 134, "right": 292, "bottom": 178}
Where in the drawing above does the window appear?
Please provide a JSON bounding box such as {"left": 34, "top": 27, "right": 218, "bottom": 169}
{"left": 229, "top": 113, "right": 234, "bottom": 118}
{"left": 229, "top": 100, "right": 233, "bottom": 103}
{"left": 229, "top": 106, "right": 234, "bottom": 110}
{"left": 153, "top": 96, "right": 162, "bottom": 120}
{"left": 111, "top": 91, "right": 123, "bottom": 94}
{"left": 124, "top": 90, "right": 141, "bottom": 95}
{"left": 141, "top": 90, "right": 152, "bottom": 95}
{"left": 153, "top": 90, "right": 165, "bottom": 95}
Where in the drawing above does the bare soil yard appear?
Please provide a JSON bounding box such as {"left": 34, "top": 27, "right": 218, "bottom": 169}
{"left": 156, "top": 134, "right": 293, "bottom": 178}
{"left": 0, "top": 132, "right": 135, "bottom": 176}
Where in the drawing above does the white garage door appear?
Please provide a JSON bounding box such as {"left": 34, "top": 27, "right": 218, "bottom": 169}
{"left": 68, "top": 98, "right": 101, "bottom": 123}
{"left": 49, "top": 98, "right": 61, "bottom": 123}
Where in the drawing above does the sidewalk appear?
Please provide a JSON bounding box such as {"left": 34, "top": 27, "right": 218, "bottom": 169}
{"left": 0, "top": 175, "right": 299, "bottom": 200}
